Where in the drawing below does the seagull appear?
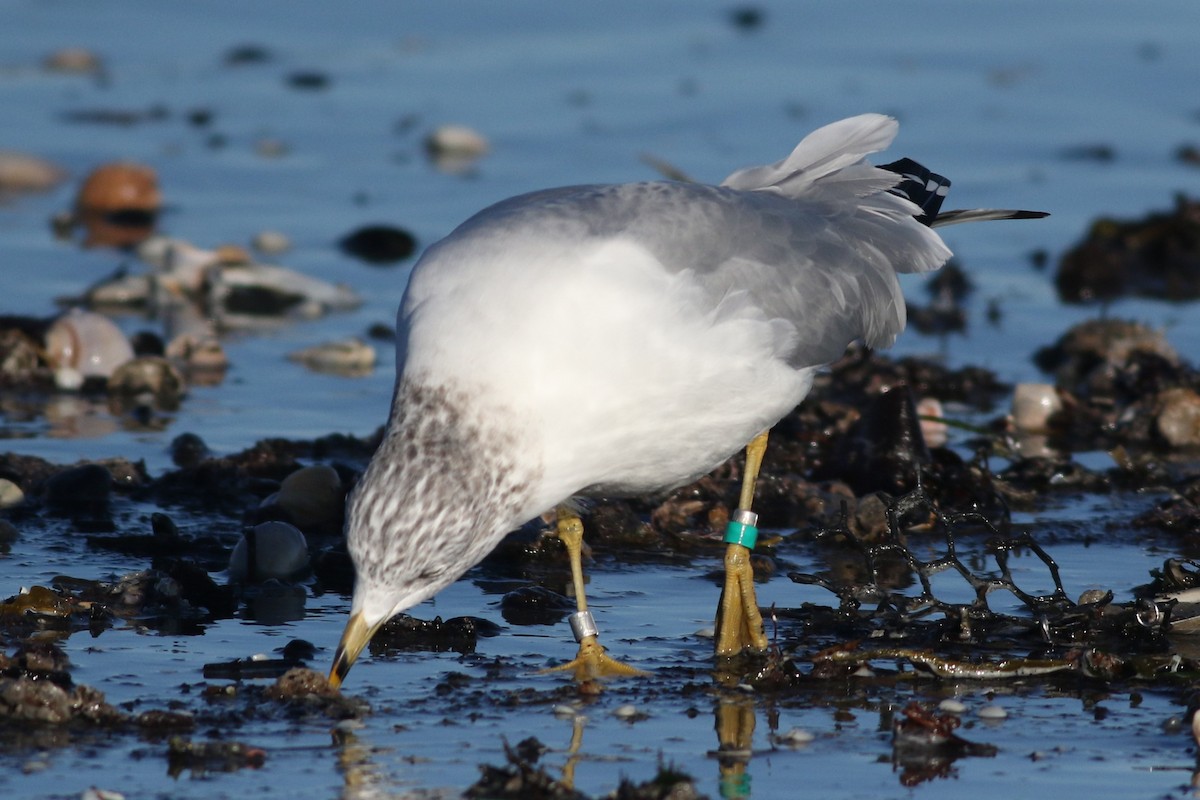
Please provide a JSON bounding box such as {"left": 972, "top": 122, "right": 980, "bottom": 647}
{"left": 328, "top": 113, "right": 1045, "bottom": 687}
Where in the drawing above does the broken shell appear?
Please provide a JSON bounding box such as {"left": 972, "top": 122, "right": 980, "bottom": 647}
{"left": 1155, "top": 387, "right": 1200, "bottom": 448}
{"left": 1011, "top": 383, "right": 1061, "bottom": 433}
{"left": 271, "top": 465, "right": 344, "bottom": 530}
{"left": 287, "top": 338, "right": 375, "bottom": 375}
{"left": 45, "top": 309, "right": 134, "bottom": 380}
{"left": 916, "top": 397, "right": 947, "bottom": 448}
{"left": 166, "top": 333, "right": 229, "bottom": 372}
{"left": 107, "top": 356, "right": 186, "bottom": 403}
{"left": 0, "top": 151, "right": 67, "bottom": 193}
{"left": 228, "top": 521, "right": 310, "bottom": 583}
{"left": 771, "top": 727, "right": 815, "bottom": 747}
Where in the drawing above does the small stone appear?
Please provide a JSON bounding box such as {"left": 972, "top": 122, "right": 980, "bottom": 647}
{"left": 0, "top": 151, "right": 67, "bottom": 193}
{"left": 612, "top": 703, "right": 645, "bottom": 721}
{"left": 273, "top": 464, "right": 344, "bottom": 530}
{"left": 0, "top": 479, "right": 24, "bottom": 509}
{"left": 287, "top": 338, "right": 375, "bottom": 375}
{"left": 425, "top": 124, "right": 489, "bottom": 159}
{"left": 44, "top": 463, "right": 111, "bottom": 512}
{"left": 169, "top": 432, "right": 212, "bottom": 469}
{"left": 772, "top": 727, "right": 814, "bottom": 747}
{"left": 938, "top": 698, "right": 967, "bottom": 714}
{"left": 338, "top": 225, "right": 417, "bottom": 265}
{"left": 252, "top": 230, "right": 291, "bottom": 255}
{"left": 552, "top": 704, "right": 579, "bottom": 719}
{"left": 228, "top": 521, "right": 309, "bottom": 582}
{"left": 1011, "top": 383, "right": 1062, "bottom": 434}
{"left": 43, "top": 47, "right": 103, "bottom": 74}
{"left": 977, "top": 704, "right": 1008, "bottom": 720}
{"left": 916, "top": 397, "right": 947, "bottom": 447}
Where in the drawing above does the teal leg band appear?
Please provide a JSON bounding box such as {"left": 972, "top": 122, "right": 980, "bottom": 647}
{"left": 723, "top": 509, "right": 759, "bottom": 549}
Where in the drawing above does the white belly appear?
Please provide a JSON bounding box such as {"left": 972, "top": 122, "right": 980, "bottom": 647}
{"left": 401, "top": 237, "right": 818, "bottom": 514}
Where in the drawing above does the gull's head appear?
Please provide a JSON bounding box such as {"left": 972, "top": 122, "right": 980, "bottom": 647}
{"left": 327, "top": 438, "right": 465, "bottom": 689}
{"left": 327, "top": 379, "right": 541, "bottom": 689}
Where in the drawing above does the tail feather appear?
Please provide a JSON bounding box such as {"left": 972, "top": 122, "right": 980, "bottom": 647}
{"left": 931, "top": 208, "right": 1049, "bottom": 227}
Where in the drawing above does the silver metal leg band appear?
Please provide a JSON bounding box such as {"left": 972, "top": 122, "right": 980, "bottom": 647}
{"left": 569, "top": 610, "right": 598, "bottom": 642}
{"left": 732, "top": 508, "right": 759, "bottom": 527}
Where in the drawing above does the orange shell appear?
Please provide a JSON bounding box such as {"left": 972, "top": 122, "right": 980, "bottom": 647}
{"left": 75, "top": 162, "right": 160, "bottom": 213}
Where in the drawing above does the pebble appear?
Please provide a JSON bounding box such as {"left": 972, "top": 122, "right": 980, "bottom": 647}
{"left": 612, "top": 704, "right": 645, "bottom": 721}
{"left": 693, "top": 626, "right": 715, "bottom": 639}
{"left": 1011, "top": 383, "right": 1062, "bottom": 433}
{"left": 43, "top": 47, "right": 103, "bottom": 74}
{"left": 425, "top": 124, "right": 489, "bottom": 173}
{"left": 937, "top": 698, "right": 967, "bottom": 714}
{"left": 44, "top": 463, "right": 111, "bottom": 511}
{"left": 273, "top": 464, "right": 344, "bottom": 530}
{"left": 552, "top": 704, "right": 580, "bottom": 719}
{"left": 0, "top": 478, "right": 24, "bottom": 509}
{"left": 170, "top": 433, "right": 212, "bottom": 468}
{"left": 81, "top": 789, "right": 126, "bottom": 800}
{"left": 772, "top": 727, "right": 815, "bottom": 747}
{"left": 228, "top": 521, "right": 310, "bottom": 582}
{"left": 425, "top": 124, "right": 489, "bottom": 159}
{"left": 252, "top": 229, "right": 291, "bottom": 255}
{"left": 916, "top": 397, "right": 947, "bottom": 447}
{"left": 339, "top": 224, "right": 417, "bottom": 264}
{"left": 977, "top": 704, "right": 1008, "bottom": 720}
{"left": 287, "top": 338, "right": 376, "bottom": 374}
{"left": 0, "top": 151, "right": 67, "bottom": 193}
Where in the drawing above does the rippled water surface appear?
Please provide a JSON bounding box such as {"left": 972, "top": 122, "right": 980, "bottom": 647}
{"left": 2, "top": 2, "right": 1200, "bottom": 798}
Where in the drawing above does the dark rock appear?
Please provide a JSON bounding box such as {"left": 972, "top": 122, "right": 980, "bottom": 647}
{"left": 1055, "top": 196, "right": 1200, "bottom": 302}
{"left": 44, "top": 463, "right": 111, "bottom": 514}
{"left": 499, "top": 586, "right": 575, "bottom": 626}
{"left": 338, "top": 224, "right": 418, "bottom": 264}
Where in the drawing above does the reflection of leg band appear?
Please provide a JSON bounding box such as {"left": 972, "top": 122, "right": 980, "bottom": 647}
{"left": 569, "top": 611, "right": 598, "bottom": 643}
{"left": 723, "top": 508, "right": 759, "bottom": 549}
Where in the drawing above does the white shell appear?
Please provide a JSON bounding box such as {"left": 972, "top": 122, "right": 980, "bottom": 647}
{"left": 1011, "top": 383, "right": 1061, "bottom": 433}
{"left": 228, "top": 520, "right": 310, "bottom": 582}
{"left": 44, "top": 309, "right": 134, "bottom": 379}
{"left": 916, "top": 397, "right": 947, "bottom": 448}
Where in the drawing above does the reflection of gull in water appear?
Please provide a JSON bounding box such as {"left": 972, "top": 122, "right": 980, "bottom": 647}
{"left": 328, "top": 113, "right": 1046, "bottom": 687}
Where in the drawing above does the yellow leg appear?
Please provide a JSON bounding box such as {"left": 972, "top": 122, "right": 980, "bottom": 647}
{"left": 714, "top": 695, "right": 756, "bottom": 798}
{"left": 715, "top": 431, "right": 770, "bottom": 657}
{"left": 543, "top": 506, "right": 648, "bottom": 681}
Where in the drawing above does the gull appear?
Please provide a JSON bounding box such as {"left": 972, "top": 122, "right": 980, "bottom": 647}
{"left": 327, "top": 113, "right": 1045, "bottom": 686}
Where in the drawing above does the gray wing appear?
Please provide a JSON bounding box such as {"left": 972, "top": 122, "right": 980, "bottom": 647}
{"left": 438, "top": 180, "right": 948, "bottom": 368}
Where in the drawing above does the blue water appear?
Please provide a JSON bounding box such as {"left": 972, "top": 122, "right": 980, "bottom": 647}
{"left": 2, "top": 1, "right": 1200, "bottom": 797}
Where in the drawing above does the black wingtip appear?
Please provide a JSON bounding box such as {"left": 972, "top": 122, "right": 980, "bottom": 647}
{"left": 879, "top": 157, "right": 950, "bottom": 226}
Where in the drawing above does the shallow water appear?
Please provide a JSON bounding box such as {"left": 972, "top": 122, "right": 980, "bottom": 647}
{"left": 3, "top": 1, "right": 1200, "bottom": 797}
